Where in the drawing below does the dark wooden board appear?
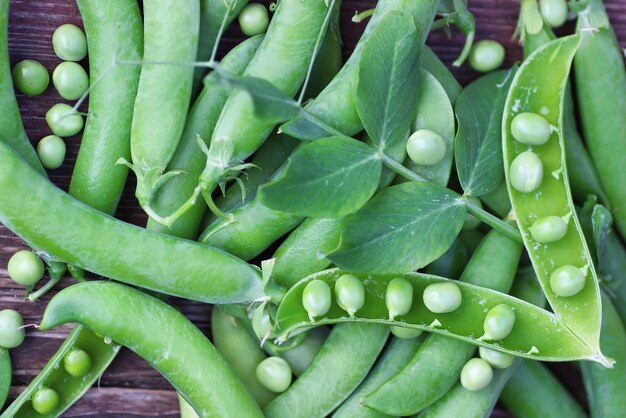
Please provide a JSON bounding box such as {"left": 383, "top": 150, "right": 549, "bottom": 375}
{"left": 2, "top": 0, "right": 625, "bottom": 416}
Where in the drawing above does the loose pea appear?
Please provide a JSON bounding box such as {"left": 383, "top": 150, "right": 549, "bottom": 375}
{"left": 45, "top": 103, "right": 84, "bottom": 137}
{"left": 483, "top": 304, "right": 516, "bottom": 340}
{"left": 11, "top": 60, "right": 49, "bottom": 96}
{"left": 550, "top": 265, "right": 586, "bottom": 297}
{"left": 37, "top": 135, "right": 66, "bottom": 169}
{"left": 7, "top": 250, "right": 45, "bottom": 286}
{"left": 462, "top": 196, "right": 482, "bottom": 230}
{"left": 52, "top": 61, "right": 89, "bottom": 100}
{"left": 509, "top": 151, "right": 543, "bottom": 193}
{"left": 302, "top": 280, "right": 331, "bottom": 321}
{"left": 385, "top": 278, "right": 414, "bottom": 320}
{"left": 423, "top": 282, "right": 462, "bottom": 314}
{"left": 539, "top": 0, "right": 568, "bottom": 28}
{"left": 0, "top": 309, "right": 25, "bottom": 349}
{"left": 63, "top": 347, "right": 92, "bottom": 377}
{"left": 239, "top": 3, "right": 270, "bottom": 37}
{"left": 406, "top": 129, "right": 447, "bottom": 166}
{"left": 52, "top": 24, "right": 87, "bottom": 61}
{"left": 390, "top": 326, "right": 423, "bottom": 339}
{"left": 334, "top": 274, "right": 365, "bottom": 317}
{"left": 511, "top": 112, "right": 552, "bottom": 146}
{"left": 468, "top": 40, "right": 505, "bottom": 73}
{"left": 478, "top": 346, "right": 515, "bottom": 369}
{"left": 530, "top": 215, "right": 568, "bottom": 243}
{"left": 31, "top": 386, "right": 59, "bottom": 415}
{"left": 256, "top": 356, "right": 292, "bottom": 393}
{"left": 460, "top": 358, "right": 493, "bottom": 391}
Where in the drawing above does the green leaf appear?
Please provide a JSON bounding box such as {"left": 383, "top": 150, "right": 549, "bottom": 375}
{"left": 454, "top": 67, "right": 516, "bottom": 196}
{"left": 591, "top": 204, "right": 613, "bottom": 272}
{"left": 328, "top": 182, "right": 466, "bottom": 274}
{"left": 356, "top": 12, "right": 421, "bottom": 150}
{"left": 258, "top": 136, "right": 383, "bottom": 218}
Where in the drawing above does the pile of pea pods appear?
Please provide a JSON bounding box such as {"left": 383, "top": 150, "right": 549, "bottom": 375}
{"left": 1, "top": 0, "right": 625, "bottom": 416}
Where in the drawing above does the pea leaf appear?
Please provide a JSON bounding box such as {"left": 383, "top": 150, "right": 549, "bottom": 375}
{"left": 454, "top": 67, "right": 516, "bottom": 196}
{"left": 258, "top": 136, "right": 383, "bottom": 218}
{"left": 328, "top": 182, "right": 466, "bottom": 274}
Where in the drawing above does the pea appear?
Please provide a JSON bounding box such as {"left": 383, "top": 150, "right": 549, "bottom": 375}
{"left": 52, "top": 61, "right": 89, "bottom": 101}
{"left": 37, "top": 135, "right": 66, "bottom": 170}
{"left": 7, "top": 250, "right": 45, "bottom": 286}
{"left": 509, "top": 151, "right": 543, "bottom": 193}
{"left": 302, "top": 280, "right": 331, "bottom": 321}
{"left": 0, "top": 309, "right": 25, "bottom": 349}
{"left": 460, "top": 358, "right": 493, "bottom": 391}
{"left": 483, "top": 304, "right": 516, "bottom": 340}
{"left": 11, "top": 59, "right": 49, "bottom": 96}
{"left": 462, "top": 196, "right": 482, "bottom": 230}
{"left": 390, "top": 326, "right": 423, "bottom": 340}
{"left": 45, "top": 103, "right": 84, "bottom": 137}
{"left": 239, "top": 3, "right": 270, "bottom": 37}
{"left": 31, "top": 386, "right": 59, "bottom": 415}
{"left": 468, "top": 40, "right": 505, "bottom": 73}
{"left": 550, "top": 265, "right": 586, "bottom": 297}
{"left": 52, "top": 24, "right": 87, "bottom": 61}
{"left": 423, "top": 282, "right": 462, "bottom": 314}
{"left": 334, "top": 274, "right": 365, "bottom": 317}
{"left": 511, "top": 112, "right": 552, "bottom": 146}
{"left": 478, "top": 346, "right": 515, "bottom": 369}
{"left": 256, "top": 356, "right": 292, "bottom": 393}
{"left": 539, "top": 0, "right": 568, "bottom": 28}
{"left": 406, "top": 129, "right": 446, "bottom": 166}
{"left": 63, "top": 347, "right": 92, "bottom": 377}
{"left": 530, "top": 215, "right": 568, "bottom": 244}
{"left": 385, "top": 278, "right": 414, "bottom": 320}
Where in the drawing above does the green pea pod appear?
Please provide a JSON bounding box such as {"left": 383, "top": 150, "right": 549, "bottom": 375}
{"left": 38, "top": 282, "right": 263, "bottom": 418}
{"left": 0, "top": 348, "right": 10, "bottom": 409}
{"left": 1, "top": 325, "right": 120, "bottom": 417}
{"left": 178, "top": 394, "right": 199, "bottom": 418}
{"left": 420, "top": 46, "right": 462, "bottom": 104}
{"left": 602, "top": 232, "right": 626, "bottom": 325}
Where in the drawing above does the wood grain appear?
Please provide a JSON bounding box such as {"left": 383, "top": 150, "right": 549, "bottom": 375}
{"left": 2, "top": 0, "right": 625, "bottom": 416}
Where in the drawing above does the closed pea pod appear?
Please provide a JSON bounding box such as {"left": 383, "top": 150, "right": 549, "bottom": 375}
{"left": 0, "top": 348, "right": 9, "bottom": 409}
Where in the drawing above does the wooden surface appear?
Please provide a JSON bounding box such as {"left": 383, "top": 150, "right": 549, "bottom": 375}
{"left": 2, "top": 0, "right": 625, "bottom": 416}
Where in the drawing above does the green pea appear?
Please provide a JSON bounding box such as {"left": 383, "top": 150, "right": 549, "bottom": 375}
{"left": 483, "top": 304, "right": 516, "bottom": 340}
{"left": 334, "top": 274, "right": 365, "bottom": 317}
{"left": 530, "top": 215, "right": 568, "bottom": 243}
{"left": 385, "top": 278, "right": 414, "bottom": 320}
{"left": 511, "top": 112, "right": 552, "bottom": 146}
{"left": 539, "top": 0, "right": 568, "bottom": 28}
{"left": 37, "top": 135, "right": 66, "bottom": 170}
{"left": 0, "top": 309, "right": 25, "bottom": 349}
{"left": 390, "top": 326, "right": 423, "bottom": 340}
{"left": 45, "top": 103, "right": 84, "bottom": 137}
{"left": 468, "top": 40, "right": 505, "bottom": 73}
{"left": 478, "top": 346, "right": 515, "bottom": 369}
{"left": 460, "top": 358, "right": 493, "bottom": 391}
{"left": 63, "top": 347, "right": 92, "bottom": 377}
{"left": 31, "top": 386, "right": 59, "bottom": 415}
{"left": 52, "top": 61, "right": 89, "bottom": 101}
{"left": 7, "top": 250, "right": 45, "bottom": 286}
{"left": 550, "top": 265, "right": 586, "bottom": 297}
{"left": 509, "top": 151, "right": 543, "bottom": 193}
{"left": 256, "top": 356, "right": 292, "bottom": 393}
{"left": 462, "top": 196, "right": 482, "bottom": 230}
{"left": 52, "top": 24, "right": 87, "bottom": 61}
{"left": 423, "top": 282, "right": 462, "bottom": 314}
{"left": 406, "top": 129, "right": 447, "bottom": 166}
{"left": 11, "top": 60, "right": 49, "bottom": 96}
{"left": 302, "top": 280, "right": 331, "bottom": 321}
{"left": 239, "top": 3, "right": 270, "bottom": 37}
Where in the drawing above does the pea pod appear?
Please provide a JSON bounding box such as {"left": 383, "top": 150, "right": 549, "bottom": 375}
{"left": 273, "top": 327, "right": 328, "bottom": 377}
{"left": 0, "top": 348, "right": 9, "bottom": 409}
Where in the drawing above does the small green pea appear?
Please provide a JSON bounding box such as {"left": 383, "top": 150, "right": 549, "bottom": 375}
{"left": 385, "top": 278, "right": 414, "bottom": 320}
{"left": 239, "top": 3, "right": 270, "bottom": 37}
{"left": 530, "top": 215, "right": 568, "bottom": 243}
{"left": 37, "top": 135, "right": 66, "bottom": 169}
{"left": 63, "top": 347, "right": 92, "bottom": 377}
{"left": 7, "top": 250, "right": 45, "bottom": 286}
{"left": 406, "top": 130, "right": 447, "bottom": 166}
{"left": 483, "top": 304, "right": 516, "bottom": 340}
{"left": 478, "top": 346, "right": 515, "bottom": 369}
{"left": 52, "top": 61, "right": 89, "bottom": 100}
{"left": 334, "top": 274, "right": 365, "bottom": 317}
{"left": 302, "top": 280, "right": 331, "bottom": 321}
{"left": 462, "top": 196, "right": 482, "bottom": 230}
{"left": 256, "top": 356, "right": 292, "bottom": 393}
{"left": 45, "top": 103, "right": 84, "bottom": 137}
{"left": 511, "top": 112, "right": 552, "bottom": 146}
{"left": 52, "top": 24, "right": 87, "bottom": 61}
{"left": 0, "top": 309, "right": 25, "bottom": 349}
{"left": 423, "top": 282, "right": 462, "bottom": 314}
{"left": 469, "top": 40, "right": 505, "bottom": 73}
{"left": 509, "top": 151, "right": 543, "bottom": 193}
{"left": 550, "top": 265, "right": 586, "bottom": 297}
{"left": 460, "top": 358, "right": 493, "bottom": 391}
{"left": 539, "top": 0, "right": 568, "bottom": 28}
{"left": 31, "top": 386, "right": 59, "bottom": 415}
{"left": 390, "top": 326, "right": 423, "bottom": 339}
{"left": 11, "top": 60, "right": 49, "bottom": 96}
